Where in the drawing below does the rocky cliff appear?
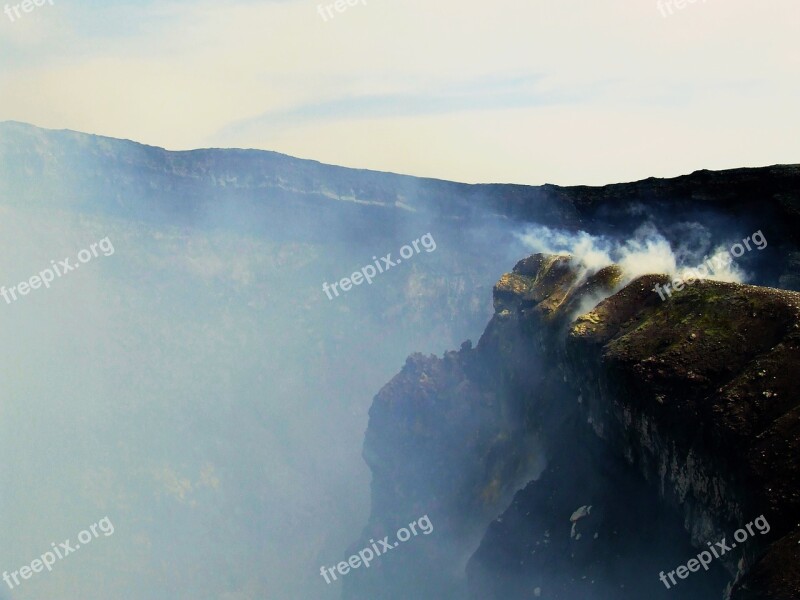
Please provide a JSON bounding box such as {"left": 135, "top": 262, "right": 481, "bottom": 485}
{"left": 347, "top": 254, "right": 800, "bottom": 600}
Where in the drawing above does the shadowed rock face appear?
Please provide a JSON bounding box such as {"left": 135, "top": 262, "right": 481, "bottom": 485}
{"left": 566, "top": 273, "right": 800, "bottom": 600}
{"left": 348, "top": 254, "right": 800, "bottom": 600}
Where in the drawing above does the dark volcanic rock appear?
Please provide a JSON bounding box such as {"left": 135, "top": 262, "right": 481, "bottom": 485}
{"left": 344, "top": 334, "right": 545, "bottom": 599}
{"left": 351, "top": 254, "right": 800, "bottom": 600}
{"left": 567, "top": 276, "right": 800, "bottom": 599}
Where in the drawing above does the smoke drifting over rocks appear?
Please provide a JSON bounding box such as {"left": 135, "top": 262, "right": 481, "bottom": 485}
{"left": 1, "top": 123, "right": 799, "bottom": 599}
{"left": 515, "top": 221, "right": 753, "bottom": 289}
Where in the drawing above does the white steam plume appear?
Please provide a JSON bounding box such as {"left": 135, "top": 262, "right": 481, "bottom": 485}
{"left": 514, "top": 222, "right": 747, "bottom": 285}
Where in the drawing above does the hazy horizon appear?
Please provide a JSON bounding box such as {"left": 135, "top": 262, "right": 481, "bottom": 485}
{"left": 3, "top": 119, "right": 797, "bottom": 190}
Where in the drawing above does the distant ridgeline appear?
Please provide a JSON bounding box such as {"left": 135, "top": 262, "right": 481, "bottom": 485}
{"left": 1, "top": 121, "right": 799, "bottom": 289}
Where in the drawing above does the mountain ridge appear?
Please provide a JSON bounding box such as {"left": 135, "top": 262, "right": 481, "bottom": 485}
{"left": 2, "top": 120, "right": 799, "bottom": 217}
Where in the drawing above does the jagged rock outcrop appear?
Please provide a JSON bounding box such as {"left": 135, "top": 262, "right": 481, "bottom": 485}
{"left": 348, "top": 254, "right": 800, "bottom": 600}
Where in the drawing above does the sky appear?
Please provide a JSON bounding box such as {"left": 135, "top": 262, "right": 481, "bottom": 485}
{"left": 0, "top": 0, "right": 798, "bottom": 185}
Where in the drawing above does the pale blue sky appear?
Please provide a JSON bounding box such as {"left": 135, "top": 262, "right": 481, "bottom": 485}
{"left": 1, "top": 0, "right": 798, "bottom": 184}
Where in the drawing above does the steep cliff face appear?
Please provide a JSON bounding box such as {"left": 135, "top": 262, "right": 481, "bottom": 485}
{"left": 564, "top": 273, "right": 800, "bottom": 599}
{"left": 349, "top": 254, "right": 800, "bottom": 600}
